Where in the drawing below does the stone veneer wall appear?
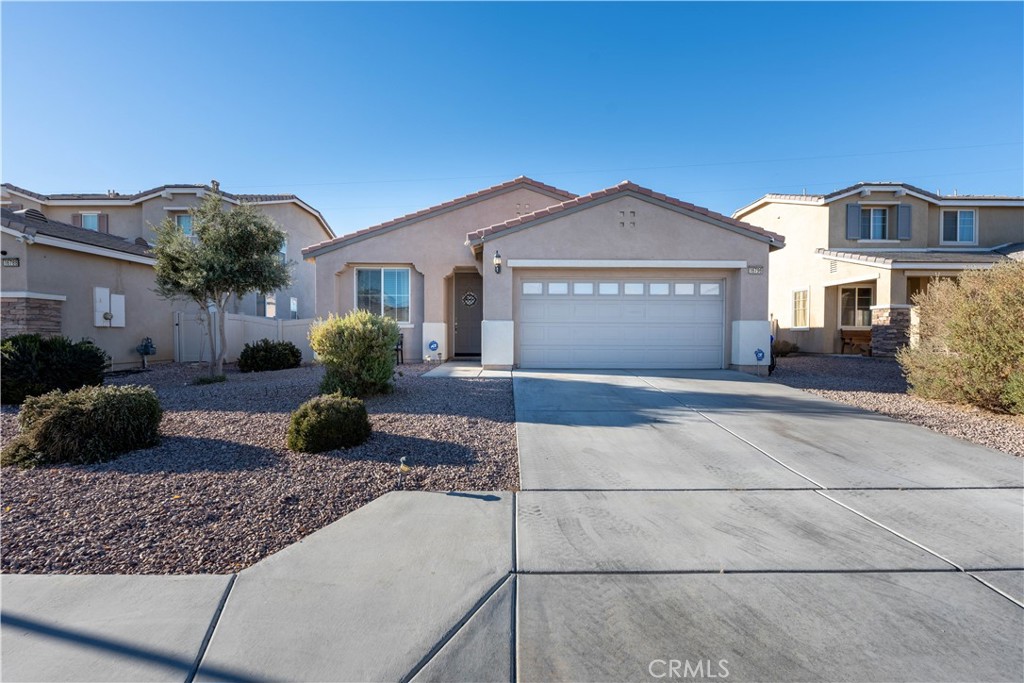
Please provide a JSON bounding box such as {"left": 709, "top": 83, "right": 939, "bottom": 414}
{"left": 1, "top": 298, "right": 63, "bottom": 338}
{"left": 870, "top": 305, "right": 912, "bottom": 356}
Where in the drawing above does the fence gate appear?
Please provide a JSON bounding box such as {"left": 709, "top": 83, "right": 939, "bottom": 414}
{"left": 174, "top": 310, "right": 217, "bottom": 363}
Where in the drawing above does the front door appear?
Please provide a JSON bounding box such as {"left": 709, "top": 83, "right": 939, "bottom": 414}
{"left": 453, "top": 271, "right": 483, "bottom": 356}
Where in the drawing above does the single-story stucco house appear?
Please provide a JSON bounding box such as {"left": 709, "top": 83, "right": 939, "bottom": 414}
{"left": 302, "top": 177, "right": 785, "bottom": 371}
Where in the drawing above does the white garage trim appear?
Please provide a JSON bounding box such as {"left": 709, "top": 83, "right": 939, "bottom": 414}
{"left": 507, "top": 259, "right": 747, "bottom": 269}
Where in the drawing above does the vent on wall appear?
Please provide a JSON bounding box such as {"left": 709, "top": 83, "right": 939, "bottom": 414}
{"left": 830, "top": 260, "right": 838, "bottom": 274}
{"left": 14, "top": 208, "right": 47, "bottom": 223}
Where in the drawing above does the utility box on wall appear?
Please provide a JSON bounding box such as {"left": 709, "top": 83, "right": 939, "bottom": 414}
{"left": 93, "top": 287, "right": 126, "bottom": 328}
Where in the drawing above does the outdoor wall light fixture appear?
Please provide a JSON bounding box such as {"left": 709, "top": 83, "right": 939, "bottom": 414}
{"left": 493, "top": 250, "right": 502, "bottom": 274}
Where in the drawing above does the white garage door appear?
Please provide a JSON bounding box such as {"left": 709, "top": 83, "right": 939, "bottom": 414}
{"left": 518, "top": 276, "right": 725, "bottom": 369}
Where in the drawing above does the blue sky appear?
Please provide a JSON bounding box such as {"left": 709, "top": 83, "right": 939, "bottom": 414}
{"left": 3, "top": 2, "right": 1022, "bottom": 236}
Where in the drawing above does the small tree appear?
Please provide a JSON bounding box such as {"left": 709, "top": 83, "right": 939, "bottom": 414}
{"left": 153, "top": 190, "right": 291, "bottom": 376}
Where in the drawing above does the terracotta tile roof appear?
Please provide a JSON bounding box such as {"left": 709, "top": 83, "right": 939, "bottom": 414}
{"left": 1, "top": 207, "right": 153, "bottom": 258}
{"left": 467, "top": 180, "right": 786, "bottom": 246}
{"left": 2, "top": 182, "right": 298, "bottom": 203}
{"left": 816, "top": 247, "right": 1011, "bottom": 265}
{"left": 301, "top": 176, "right": 577, "bottom": 257}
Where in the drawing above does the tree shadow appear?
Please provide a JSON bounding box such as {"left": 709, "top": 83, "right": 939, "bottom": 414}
{"left": 317, "top": 432, "right": 478, "bottom": 468}
{"left": 769, "top": 356, "right": 909, "bottom": 394}
{"left": 82, "top": 436, "right": 282, "bottom": 474}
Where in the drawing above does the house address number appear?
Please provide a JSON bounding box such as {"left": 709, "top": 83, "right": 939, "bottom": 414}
{"left": 747, "top": 265, "right": 764, "bottom": 275}
{"left": 2, "top": 257, "right": 20, "bottom": 267}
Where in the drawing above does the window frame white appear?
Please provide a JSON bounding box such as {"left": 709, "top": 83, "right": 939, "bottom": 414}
{"left": 80, "top": 212, "right": 100, "bottom": 232}
{"left": 838, "top": 285, "right": 875, "bottom": 330}
{"left": 939, "top": 208, "right": 979, "bottom": 246}
{"left": 859, "top": 206, "right": 890, "bottom": 241}
{"left": 354, "top": 266, "right": 412, "bottom": 324}
{"left": 792, "top": 288, "right": 809, "bottom": 330}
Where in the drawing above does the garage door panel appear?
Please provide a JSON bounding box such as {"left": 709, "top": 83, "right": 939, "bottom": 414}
{"left": 518, "top": 276, "right": 725, "bottom": 369}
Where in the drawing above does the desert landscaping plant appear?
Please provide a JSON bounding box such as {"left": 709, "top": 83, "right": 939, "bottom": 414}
{"left": 238, "top": 339, "right": 303, "bottom": 373}
{"left": 1, "top": 385, "right": 162, "bottom": 469}
{"left": 772, "top": 339, "right": 799, "bottom": 357}
{"left": 309, "top": 310, "right": 400, "bottom": 396}
{"left": 152, "top": 188, "right": 291, "bottom": 378}
{"left": 1, "top": 334, "right": 110, "bottom": 405}
{"left": 897, "top": 261, "right": 1024, "bottom": 414}
{"left": 286, "top": 393, "right": 372, "bottom": 453}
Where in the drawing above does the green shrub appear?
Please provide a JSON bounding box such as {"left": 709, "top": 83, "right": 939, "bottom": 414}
{"left": 772, "top": 339, "right": 799, "bottom": 357}
{"left": 193, "top": 374, "right": 227, "bottom": 385}
{"left": 0, "top": 385, "right": 162, "bottom": 468}
{"left": 309, "top": 311, "right": 399, "bottom": 397}
{"left": 286, "top": 393, "right": 371, "bottom": 453}
{"left": 1, "top": 334, "right": 110, "bottom": 405}
{"left": 238, "top": 339, "right": 302, "bottom": 373}
{"left": 897, "top": 261, "right": 1024, "bottom": 414}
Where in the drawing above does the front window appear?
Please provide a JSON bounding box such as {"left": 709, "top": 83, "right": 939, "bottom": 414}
{"left": 793, "top": 290, "right": 808, "bottom": 328}
{"left": 81, "top": 213, "right": 99, "bottom": 231}
{"left": 860, "top": 208, "right": 888, "bottom": 240}
{"left": 840, "top": 286, "right": 874, "bottom": 327}
{"left": 942, "top": 210, "right": 976, "bottom": 243}
{"left": 290, "top": 297, "right": 298, "bottom": 319}
{"left": 357, "top": 268, "right": 410, "bottom": 323}
{"left": 280, "top": 237, "right": 288, "bottom": 264}
{"left": 175, "top": 214, "right": 193, "bottom": 235}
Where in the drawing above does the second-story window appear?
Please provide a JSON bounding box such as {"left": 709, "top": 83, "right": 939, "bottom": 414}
{"left": 860, "top": 207, "right": 889, "bottom": 240}
{"left": 175, "top": 214, "right": 193, "bottom": 236}
{"left": 81, "top": 213, "right": 100, "bottom": 231}
{"left": 941, "top": 209, "right": 976, "bottom": 244}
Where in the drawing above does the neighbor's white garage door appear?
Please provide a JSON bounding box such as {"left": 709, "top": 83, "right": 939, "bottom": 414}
{"left": 517, "top": 276, "right": 725, "bottom": 369}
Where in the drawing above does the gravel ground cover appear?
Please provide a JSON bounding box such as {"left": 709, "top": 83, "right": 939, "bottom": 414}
{"left": 0, "top": 362, "right": 518, "bottom": 574}
{"left": 768, "top": 355, "right": 1024, "bottom": 457}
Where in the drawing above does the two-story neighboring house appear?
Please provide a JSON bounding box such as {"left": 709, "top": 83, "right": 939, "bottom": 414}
{"left": 1, "top": 181, "right": 333, "bottom": 368}
{"left": 1, "top": 181, "right": 334, "bottom": 321}
{"left": 734, "top": 182, "right": 1024, "bottom": 356}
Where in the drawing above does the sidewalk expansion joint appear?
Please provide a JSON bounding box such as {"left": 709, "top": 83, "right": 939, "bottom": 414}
{"left": 513, "top": 568, "right": 961, "bottom": 576}
{"left": 633, "top": 374, "right": 828, "bottom": 489}
{"left": 186, "top": 573, "right": 237, "bottom": 683}
{"left": 400, "top": 572, "right": 515, "bottom": 683}
{"left": 815, "top": 491, "right": 965, "bottom": 572}
{"left": 966, "top": 571, "right": 1024, "bottom": 609}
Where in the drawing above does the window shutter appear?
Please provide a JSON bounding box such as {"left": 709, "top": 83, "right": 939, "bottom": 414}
{"left": 897, "top": 204, "right": 912, "bottom": 240}
{"left": 845, "top": 203, "right": 861, "bottom": 240}
{"left": 98, "top": 214, "right": 110, "bottom": 234}
{"left": 72, "top": 214, "right": 83, "bottom": 228}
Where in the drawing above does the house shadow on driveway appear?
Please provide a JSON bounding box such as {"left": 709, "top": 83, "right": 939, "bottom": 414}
{"left": 512, "top": 372, "right": 894, "bottom": 428}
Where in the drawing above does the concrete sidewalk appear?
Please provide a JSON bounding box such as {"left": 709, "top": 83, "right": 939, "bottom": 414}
{"left": 2, "top": 369, "right": 1022, "bottom": 682}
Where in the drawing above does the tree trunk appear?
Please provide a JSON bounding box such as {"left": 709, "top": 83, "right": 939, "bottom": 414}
{"left": 214, "top": 298, "right": 228, "bottom": 376}
{"left": 205, "top": 303, "right": 218, "bottom": 378}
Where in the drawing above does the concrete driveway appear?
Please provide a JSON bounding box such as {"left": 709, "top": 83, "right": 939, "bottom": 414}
{"left": 514, "top": 369, "right": 1024, "bottom": 682}
{"left": 3, "top": 369, "right": 1021, "bottom": 682}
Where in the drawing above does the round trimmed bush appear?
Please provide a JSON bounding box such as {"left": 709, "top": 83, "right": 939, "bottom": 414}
{"left": 237, "top": 339, "right": 302, "bottom": 373}
{"left": 1, "top": 334, "right": 110, "bottom": 405}
{"left": 287, "top": 394, "right": 371, "bottom": 453}
{"left": 1, "top": 384, "right": 162, "bottom": 469}
{"left": 308, "top": 311, "right": 399, "bottom": 397}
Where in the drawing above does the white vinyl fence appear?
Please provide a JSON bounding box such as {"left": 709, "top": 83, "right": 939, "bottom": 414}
{"left": 174, "top": 310, "right": 315, "bottom": 364}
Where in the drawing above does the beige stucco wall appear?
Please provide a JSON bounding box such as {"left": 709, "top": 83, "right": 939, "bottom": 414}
{"left": 826, "top": 191, "right": 1024, "bottom": 249}
{"left": 481, "top": 195, "right": 774, "bottom": 366}
{"left": 2, "top": 188, "right": 331, "bottom": 321}
{"left": 14, "top": 243, "right": 176, "bottom": 368}
{"left": 309, "top": 186, "right": 568, "bottom": 361}
{"left": 1, "top": 232, "right": 30, "bottom": 291}
{"left": 743, "top": 194, "right": 1024, "bottom": 354}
